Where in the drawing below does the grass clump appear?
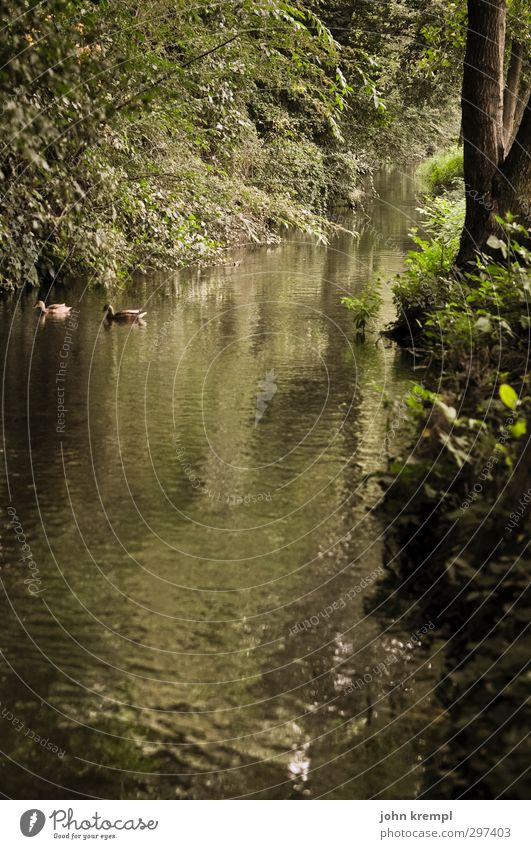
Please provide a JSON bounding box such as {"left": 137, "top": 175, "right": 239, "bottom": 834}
{"left": 418, "top": 146, "right": 464, "bottom": 195}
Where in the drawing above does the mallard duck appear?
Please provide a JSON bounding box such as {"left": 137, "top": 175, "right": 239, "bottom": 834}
{"left": 34, "top": 300, "right": 72, "bottom": 316}
{"left": 103, "top": 304, "right": 147, "bottom": 322}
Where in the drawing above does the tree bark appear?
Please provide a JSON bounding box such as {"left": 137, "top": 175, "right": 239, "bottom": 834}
{"left": 502, "top": 40, "right": 524, "bottom": 151}
{"left": 496, "top": 92, "right": 531, "bottom": 225}
{"left": 457, "top": 0, "right": 506, "bottom": 265}
{"left": 508, "top": 83, "right": 530, "bottom": 149}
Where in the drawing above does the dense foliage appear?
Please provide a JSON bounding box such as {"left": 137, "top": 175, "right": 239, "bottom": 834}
{"left": 380, "top": 170, "right": 530, "bottom": 797}
{"left": 0, "top": 0, "right": 461, "bottom": 291}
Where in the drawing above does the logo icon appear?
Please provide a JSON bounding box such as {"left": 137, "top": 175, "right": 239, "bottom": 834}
{"left": 20, "top": 810, "right": 46, "bottom": 837}
{"left": 255, "top": 369, "right": 278, "bottom": 426}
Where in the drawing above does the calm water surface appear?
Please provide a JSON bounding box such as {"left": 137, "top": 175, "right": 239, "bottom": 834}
{"left": 0, "top": 169, "right": 441, "bottom": 799}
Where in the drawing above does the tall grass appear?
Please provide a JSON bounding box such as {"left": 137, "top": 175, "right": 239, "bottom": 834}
{"left": 418, "top": 146, "right": 464, "bottom": 195}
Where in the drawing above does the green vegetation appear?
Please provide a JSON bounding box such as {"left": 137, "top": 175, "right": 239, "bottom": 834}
{"left": 0, "top": 0, "right": 463, "bottom": 292}
{"left": 392, "top": 192, "right": 465, "bottom": 327}
{"left": 0, "top": 0, "right": 348, "bottom": 289}
{"left": 417, "top": 146, "right": 464, "bottom": 194}
{"left": 378, "top": 3, "right": 531, "bottom": 791}
{"left": 383, "top": 192, "right": 530, "bottom": 798}
{"left": 389, "top": 210, "right": 530, "bottom": 500}
{"left": 340, "top": 279, "right": 382, "bottom": 334}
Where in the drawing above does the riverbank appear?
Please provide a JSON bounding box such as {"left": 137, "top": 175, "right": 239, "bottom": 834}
{"left": 0, "top": 1, "right": 459, "bottom": 295}
{"left": 377, "top": 179, "right": 530, "bottom": 798}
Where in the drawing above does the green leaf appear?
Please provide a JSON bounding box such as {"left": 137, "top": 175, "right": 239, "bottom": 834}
{"left": 475, "top": 316, "right": 492, "bottom": 333}
{"left": 486, "top": 234, "right": 507, "bottom": 258}
{"left": 509, "top": 419, "right": 527, "bottom": 438}
{"left": 499, "top": 383, "right": 519, "bottom": 411}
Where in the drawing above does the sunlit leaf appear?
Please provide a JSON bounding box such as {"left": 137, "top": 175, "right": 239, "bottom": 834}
{"left": 509, "top": 419, "right": 527, "bottom": 438}
{"left": 499, "top": 383, "right": 519, "bottom": 411}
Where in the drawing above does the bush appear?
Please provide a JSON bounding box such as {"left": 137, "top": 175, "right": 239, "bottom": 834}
{"left": 341, "top": 278, "right": 383, "bottom": 333}
{"left": 418, "top": 146, "right": 464, "bottom": 195}
{"left": 0, "top": 0, "right": 350, "bottom": 290}
{"left": 254, "top": 135, "right": 327, "bottom": 213}
{"left": 324, "top": 151, "right": 366, "bottom": 207}
{"left": 392, "top": 193, "right": 464, "bottom": 324}
{"left": 423, "top": 220, "right": 531, "bottom": 371}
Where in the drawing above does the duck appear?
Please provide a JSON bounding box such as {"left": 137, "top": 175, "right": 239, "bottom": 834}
{"left": 34, "top": 300, "right": 72, "bottom": 316}
{"left": 103, "top": 304, "right": 147, "bottom": 322}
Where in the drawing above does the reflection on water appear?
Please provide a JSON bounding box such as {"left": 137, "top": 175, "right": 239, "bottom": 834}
{"left": 0, "top": 169, "right": 441, "bottom": 799}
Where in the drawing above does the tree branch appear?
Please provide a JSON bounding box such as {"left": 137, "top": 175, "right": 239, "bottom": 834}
{"left": 508, "top": 83, "right": 531, "bottom": 151}
{"left": 503, "top": 39, "right": 524, "bottom": 152}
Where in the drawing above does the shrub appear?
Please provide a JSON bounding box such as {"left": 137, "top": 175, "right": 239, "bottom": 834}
{"left": 423, "top": 219, "right": 531, "bottom": 371}
{"left": 392, "top": 193, "right": 464, "bottom": 324}
{"left": 341, "top": 278, "right": 383, "bottom": 333}
{"left": 418, "top": 146, "right": 464, "bottom": 195}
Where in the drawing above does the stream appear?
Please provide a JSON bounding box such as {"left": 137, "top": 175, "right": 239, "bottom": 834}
{"left": 0, "top": 168, "right": 442, "bottom": 799}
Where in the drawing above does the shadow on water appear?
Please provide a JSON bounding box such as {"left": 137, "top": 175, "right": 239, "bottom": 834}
{"left": 0, "top": 168, "right": 444, "bottom": 799}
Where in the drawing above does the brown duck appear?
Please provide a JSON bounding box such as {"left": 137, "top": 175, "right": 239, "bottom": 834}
{"left": 34, "top": 300, "right": 72, "bottom": 316}
{"left": 103, "top": 304, "right": 147, "bottom": 322}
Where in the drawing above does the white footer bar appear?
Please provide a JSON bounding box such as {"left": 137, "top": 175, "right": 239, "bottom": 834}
{"left": 2, "top": 800, "right": 527, "bottom": 848}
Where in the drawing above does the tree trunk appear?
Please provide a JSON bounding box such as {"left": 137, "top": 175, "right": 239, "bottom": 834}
{"left": 496, "top": 92, "right": 531, "bottom": 224}
{"left": 508, "top": 83, "right": 530, "bottom": 150}
{"left": 457, "top": 0, "right": 506, "bottom": 265}
{"left": 503, "top": 40, "right": 523, "bottom": 152}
